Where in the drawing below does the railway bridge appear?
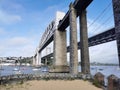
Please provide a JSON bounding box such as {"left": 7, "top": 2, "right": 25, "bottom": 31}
{"left": 33, "top": 0, "right": 120, "bottom": 75}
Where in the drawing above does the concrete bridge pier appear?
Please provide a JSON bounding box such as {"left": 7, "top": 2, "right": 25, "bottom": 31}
{"left": 79, "top": 10, "right": 90, "bottom": 74}
{"left": 36, "top": 51, "right": 41, "bottom": 66}
{"left": 45, "top": 58, "right": 48, "bottom": 65}
{"left": 34, "top": 55, "right": 37, "bottom": 65}
{"left": 112, "top": 0, "right": 120, "bottom": 67}
{"left": 69, "top": 3, "right": 78, "bottom": 75}
{"left": 39, "top": 52, "right": 42, "bottom": 66}
{"left": 32, "top": 56, "right": 36, "bottom": 66}
{"left": 50, "top": 29, "right": 69, "bottom": 73}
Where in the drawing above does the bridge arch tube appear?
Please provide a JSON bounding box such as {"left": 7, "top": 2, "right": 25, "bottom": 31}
{"left": 79, "top": 10, "right": 90, "bottom": 74}
{"left": 69, "top": 3, "right": 78, "bottom": 75}
{"left": 50, "top": 29, "right": 69, "bottom": 73}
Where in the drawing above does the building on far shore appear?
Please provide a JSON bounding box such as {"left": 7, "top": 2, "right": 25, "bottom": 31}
{"left": 0, "top": 56, "right": 33, "bottom": 66}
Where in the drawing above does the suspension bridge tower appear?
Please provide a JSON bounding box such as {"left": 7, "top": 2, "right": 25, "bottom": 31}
{"left": 112, "top": 0, "right": 120, "bottom": 67}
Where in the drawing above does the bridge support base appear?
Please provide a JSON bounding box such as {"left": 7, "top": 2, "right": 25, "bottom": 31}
{"left": 32, "top": 56, "right": 36, "bottom": 66}
{"left": 49, "top": 65, "right": 69, "bottom": 73}
{"left": 36, "top": 52, "right": 41, "bottom": 66}
{"left": 51, "top": 29, "right": 69, "bottom": 73}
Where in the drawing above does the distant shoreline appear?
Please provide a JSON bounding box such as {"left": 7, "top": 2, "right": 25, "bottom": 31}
{"left": 0, "top": 63, "right": 119, "bottom": 66}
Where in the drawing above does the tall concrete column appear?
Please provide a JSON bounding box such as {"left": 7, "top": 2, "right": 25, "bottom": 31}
{"left": 39, "top": 52, "right": 41, "bottom": 65}
{"left": 37, "top": 51, "right": 41, "bottom": 66}
{"left": 34, "top": 55, "right": 37, "bottom": 66}
{"left": 51, "top": 29, "right": 69, "bottom": 72}
{"left": 112, "top": 0, "right": 120, "bottom": 67}
{"left": 45, "top": 58, "right": 47, "bottom": 65}
{"left": 79, "top": 10, "right": 90, "bottom": 74}
{"left": 69, "top": 3, "right": 78, "bottom": 75}
{"left": 32, "top": 56, "right": 36, "bottom": 66}
{"left": 36, "top": 52, "right": 39, "bottom": 65}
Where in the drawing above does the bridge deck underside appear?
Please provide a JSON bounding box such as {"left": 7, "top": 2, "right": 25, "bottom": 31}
{"left": 41, "top": 28, "right": 116, "bottom": 60}
{"left": 58, "top": 0, "right": 93, "bottom": 30}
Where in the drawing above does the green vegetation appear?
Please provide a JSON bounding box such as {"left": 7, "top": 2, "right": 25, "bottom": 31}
{"left": 41, "top": 58, "right": 53, "bottom": 66}
{"left": 92, "top": 79, "right": 102, "bottom": 88}
{"left": 19, "top": 57, "right": 33, "bottom": 65}
{"left": 79, "top": 62, "right": 118, "bottom": 66}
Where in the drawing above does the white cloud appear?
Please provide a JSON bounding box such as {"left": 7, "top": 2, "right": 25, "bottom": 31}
{"left": 0, "top": 10, "right": 22, "bottom": 24}
{"left": 0, "top": 27, "right": 6, "bottom": 34}
{"left": 0, "top": 46, "right": 6, "bottom": 56}
{"left": 7, "top": 37, "right": 30, "bottom": 46}
{"left": 65, "top": 41, "right": 118, "bottom": 64}
{"left": 0, "top": 36, "right": 37, "bottom": 57}
{"left": 89, "top": 41, "right": 118, "bottom": 63}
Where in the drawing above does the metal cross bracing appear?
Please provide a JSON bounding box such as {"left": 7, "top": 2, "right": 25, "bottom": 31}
{"left": 41, "top": 28, "right": 116, "bottom": 60}
{"left": 39, "top": 20, "right": 56, "bottom": 52}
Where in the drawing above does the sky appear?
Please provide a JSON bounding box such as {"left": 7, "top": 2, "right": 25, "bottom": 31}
{"left": 0, "top": 0, "right": 118, "bottom": 63}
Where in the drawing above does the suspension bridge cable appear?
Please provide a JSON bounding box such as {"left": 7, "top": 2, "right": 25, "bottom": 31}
{"left": 91, "top": 15, "right": 113, "bottom": 35}
{"left": 88, "top": 2, "right": 112, "bottom": 28}
{"left": 88, "top": 12, "right": 113, "bottom": 37}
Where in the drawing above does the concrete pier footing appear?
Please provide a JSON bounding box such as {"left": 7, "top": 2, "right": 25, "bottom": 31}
{"left": 50, "top": 29, "right": 69, "bottom": 73}
{"left": 36, "top": 52, "right": 41, "bottom": 66}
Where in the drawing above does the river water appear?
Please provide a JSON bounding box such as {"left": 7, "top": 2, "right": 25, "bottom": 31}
{"left": 0, "top": 66, "right": 34, "bottom": 76}
{"left": 0, "top": 65, "right": 120, "bottom": 85}
{"left": 1, "top": 65, "right": 120, "bottom": 77}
